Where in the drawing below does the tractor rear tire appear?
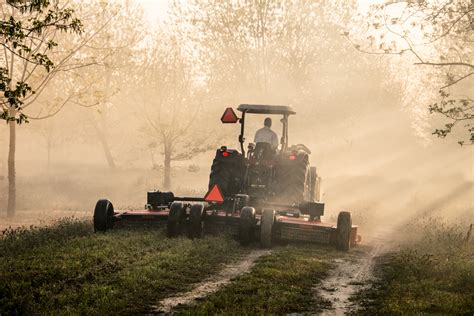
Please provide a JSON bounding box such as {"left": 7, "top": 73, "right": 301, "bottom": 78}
{"left": 93, "top": 199, "right": 114, "bottom": 232}
{"left": 209, "top": 159, "right": 233, "bottom": 196}
{"left": 309, "top": 167, "right": 322, "bottom": 202}
{"left": 188, "top": 204, "right": 205, "bottom": 239}
{"left": 167, "top": 202, "right": 185, "bottom": 238}
{"left": 336, "top": 211, "right": 352, "bottom": 251}
{"left": 239, "top": 207, "right": 255, "bottom": 246}
{"left": 275, "top": 159, "right": 310, "bottom": 203}
{"left": 260, "top": 209, "right": 275, "bottom": 248}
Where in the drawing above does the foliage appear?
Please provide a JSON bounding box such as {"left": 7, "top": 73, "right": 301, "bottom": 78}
{"left": 348, "top": 0, "right": 473, "bottom": 145}
{"left": 430, "top": 90, "right": 473, "bottom": 146}
{"left": 0, "top": 219, "right": 244, "bottom": 314}
{"left": 355, "top": 218, "right": 474, "bottom": 315}
{"left": 0, "top": 0, "right": 83, "bottom": 123}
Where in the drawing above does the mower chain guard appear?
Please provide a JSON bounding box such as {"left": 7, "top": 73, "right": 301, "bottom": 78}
{"left": 299, "top": 201, "right": 325, "bottom": 218}
{"left": 147, "top": 191, "right": 175, "bottom": 209}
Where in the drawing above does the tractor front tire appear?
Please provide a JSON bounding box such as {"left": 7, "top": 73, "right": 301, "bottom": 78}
{"left": 167, "top": 202, "right": 185, "bottom": 238}
{"left": 93, "top": 199, "right": 114, "bottom": 232}
{"left": 336, "top": 211, "right": 352, "bottom": 251}
{"left": 260, "top": 209, "right": 275, "bottom": 248}
{"left": 239, "top": 207, "right": 255, "bottom": 246}
{"left": 188, "top": 204, "right": 205, "bottom": 239}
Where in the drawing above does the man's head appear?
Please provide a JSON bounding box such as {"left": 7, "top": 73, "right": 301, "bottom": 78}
{"left": 264, "top": 117, "right": 272, "bottom": 128}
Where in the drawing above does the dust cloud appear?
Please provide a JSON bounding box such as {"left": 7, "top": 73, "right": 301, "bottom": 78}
{"left": 0, "top": 0, "right": 472, "bottom": 232}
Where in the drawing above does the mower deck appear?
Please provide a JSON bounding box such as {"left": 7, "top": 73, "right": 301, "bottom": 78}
{"left": 107, "top": 206, "right": 360, "bottom": 248}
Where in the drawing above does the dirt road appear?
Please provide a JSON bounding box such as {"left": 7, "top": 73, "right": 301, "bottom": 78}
{"left": 152, "top": 249, "right": 272, "bottom": 314}
{"left": 318, "top": 229, "right": 395, "bottom": 315}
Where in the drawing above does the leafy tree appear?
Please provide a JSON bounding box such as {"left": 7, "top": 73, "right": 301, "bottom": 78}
{"left": 347, "top": 0, "right": 473, "bottom": 145}
{"left": 1, "top": 0, "right": 83, "bottom": 216}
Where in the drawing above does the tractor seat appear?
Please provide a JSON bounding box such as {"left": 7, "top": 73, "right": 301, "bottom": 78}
{"left": 254, "top": 142, "right": 275, "bottom": 160}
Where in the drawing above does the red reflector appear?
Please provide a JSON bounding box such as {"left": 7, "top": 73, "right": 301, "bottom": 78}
{"left": 222, "top": 151, "right": 229, "bottom": 157}
{"left": 289, "top": 155, "right": 296, "bottom": 160}
{"left": 220, "top": 107, "right": 239, "bottom": 124}
{"left": 204, "top": 184, "right": 225, "bottom": 203}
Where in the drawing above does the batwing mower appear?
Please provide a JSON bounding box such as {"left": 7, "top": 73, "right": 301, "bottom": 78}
{"left": 93, "top": 104, "right": 360, "bottom": 251}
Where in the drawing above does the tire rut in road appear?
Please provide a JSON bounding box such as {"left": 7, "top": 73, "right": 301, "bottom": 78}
{"left": 317, "top": 231, "right": 393, "bottom": 315}
{"left": 151, "top": 248, "right": 272, "bottom": 314}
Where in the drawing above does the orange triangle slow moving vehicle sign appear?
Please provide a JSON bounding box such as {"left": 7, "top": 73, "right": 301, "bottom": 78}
{"left": 220, "top": 107, "right": 239, "bottom": 124}
{"left": 205, "top": 184, "right": 225, "bottom": 203}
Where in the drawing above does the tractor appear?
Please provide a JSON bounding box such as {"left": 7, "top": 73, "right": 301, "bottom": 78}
{"left": 93, "top": 104, "right": 360, "bottom": 251}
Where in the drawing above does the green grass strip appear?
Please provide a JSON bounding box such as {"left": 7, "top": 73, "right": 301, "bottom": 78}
{"left": 180, "top": 244, "right": 340, "bottom": 315}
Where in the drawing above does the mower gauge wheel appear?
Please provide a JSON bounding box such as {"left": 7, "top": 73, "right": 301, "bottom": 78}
{"left": 260, "top": 209, "right": 275, "bottom": 248}
{"left": 188, "top": 203, "right": 205, "bottom": 239}
{"left": 93, "top": 199, "right": 114, "bottom": 232}
{"left": 167, "top": 202, "right": 186, "bottom": 237}
{"left": 239, "top": 207, "right": 256, "bottom": 246}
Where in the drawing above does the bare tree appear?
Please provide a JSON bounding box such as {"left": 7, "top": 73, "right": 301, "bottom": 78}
{"left": 73, "top": 0, "right": 146, "bottom": 169}
{"left": 171, "top": 0, "right": 356, "bottom": 107}
{"left": 139, "top": 32, "right": 214, "bottom": 189}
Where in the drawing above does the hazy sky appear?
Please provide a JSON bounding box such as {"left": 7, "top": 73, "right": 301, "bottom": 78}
{"left": 138, "top": 0, "right": 170, "bottom": 24}
{"left": 136, "top": 0, "right": 386, "bottom": 25}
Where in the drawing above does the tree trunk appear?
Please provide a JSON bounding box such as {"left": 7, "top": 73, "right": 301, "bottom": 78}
{"left": 92, "top": 117, "right": 116, "bottom": 169}
{"left": 97, "top": 128, "right": 116, "bottom": 169}
{"left": 7, "top": 108, "right": 16, "bottom": 217}
{"left": 164, "top": 151, "right": 171, "bottom": 189}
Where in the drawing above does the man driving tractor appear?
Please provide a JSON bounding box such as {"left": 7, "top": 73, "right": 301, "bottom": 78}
{"left": 254, "top": 117, "right": 279, "bottom": 150}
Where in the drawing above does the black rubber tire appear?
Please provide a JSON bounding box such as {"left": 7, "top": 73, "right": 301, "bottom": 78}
{"left": 209, "top": 159, "right": 233, "bottom": 197}
{"left": 275, "top": 158, "right": 310, "bottom": 203}
{"left": 260, "top": 209, "right": 275, "bottom": 248}
{"left": 188, "top": 204, "right": 205, "bottom": 239}
{"left": 336, "top": 211, "right": 352, "bottom": 251}
{"left": 239, "top": 206, "right": 255, "bottom": 246}
{"left": 93, "top": 199, "right": 114, "bottom": 232}
{"left": 167, "top": 202, "right": 185, "bottom": 238}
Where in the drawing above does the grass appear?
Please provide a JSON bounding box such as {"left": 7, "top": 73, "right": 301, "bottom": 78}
{"left": 0, "top": 218, "right": 245, "bottom": 314}
{"left": 177, "top": 243, "right": 341, "bottom": 315}
{"left": 354, "top": 218, "right": 474, "bottom": 315}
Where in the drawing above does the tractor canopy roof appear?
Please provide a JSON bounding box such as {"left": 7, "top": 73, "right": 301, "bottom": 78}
{"left": 237, "top": 104, "right": 296, "bottom": 115}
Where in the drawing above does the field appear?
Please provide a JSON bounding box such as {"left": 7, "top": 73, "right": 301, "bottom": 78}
{"left": 1, "top": 215, "right": 473, "bottom": 314}
{"left": 1, "top": 165, "right": 473, "bottom": 314}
